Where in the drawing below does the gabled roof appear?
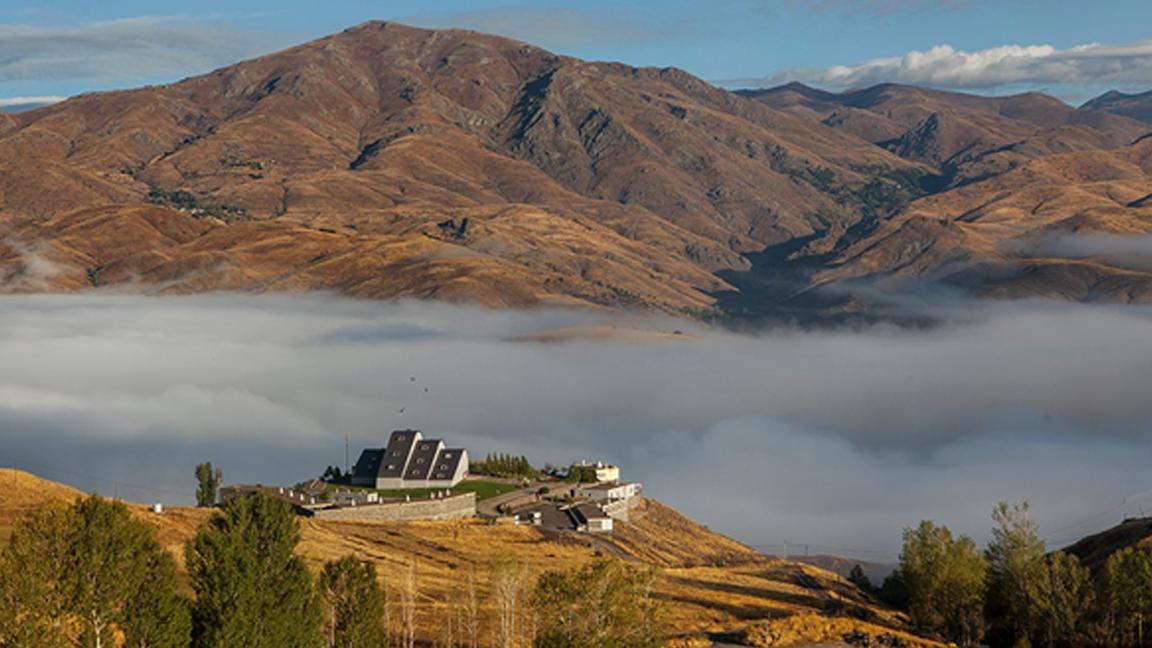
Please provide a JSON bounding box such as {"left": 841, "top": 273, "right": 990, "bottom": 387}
{"left": 404, "top": 439, "right": 442, "bottom": 481}
{"left": 377, "top": 429, "right": 421, "bottom": 479}
{"left": 430, "top": 448, "right": 465, "bottom": 482}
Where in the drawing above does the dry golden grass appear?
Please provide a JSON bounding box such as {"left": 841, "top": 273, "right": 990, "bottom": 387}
{"left": 744, "top": 613, "right": 945, "bottom": 648}
{"left": 608, "top": 498, "right": 763, "bottom": 567}
{"left": 0, "top": 470, "right": 927, "bottom": 646}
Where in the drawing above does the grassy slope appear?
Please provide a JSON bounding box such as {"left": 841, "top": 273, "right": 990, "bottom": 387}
{"left": 0, "top": 469, "right": 934, "bottom": 646}
{"left": 326, "top": 478, "right": 520, "bottom": 502}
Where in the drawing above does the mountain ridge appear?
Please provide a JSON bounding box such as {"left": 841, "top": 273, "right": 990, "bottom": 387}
{"left": 1, "top": 23, "right": 1151, "bottom": 317}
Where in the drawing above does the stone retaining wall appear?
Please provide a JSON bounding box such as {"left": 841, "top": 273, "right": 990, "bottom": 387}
{"left": 310, "top": 492, "right": 476, "bottom": 522}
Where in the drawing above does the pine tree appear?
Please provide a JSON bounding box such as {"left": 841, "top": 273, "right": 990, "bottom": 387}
{"left": 195, "top": 462, "right": 222, "bottom": 507}
{"left": 186, "top": 492, "right": 322, "bottom": 648}
{"left": 319, "top": 556, "right": 387, "bottom": 648}
{"left": 847, "top": 564, "right": 873, "bottom": 592}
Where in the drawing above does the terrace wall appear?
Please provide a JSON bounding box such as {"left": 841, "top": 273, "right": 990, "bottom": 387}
{"left": 310, "top": 492, "right": 476, "bottom": 522}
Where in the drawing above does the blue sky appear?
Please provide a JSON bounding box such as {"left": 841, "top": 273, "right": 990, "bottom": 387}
{"left": 1, "top": 0, "right": 1150, "bottom": 106}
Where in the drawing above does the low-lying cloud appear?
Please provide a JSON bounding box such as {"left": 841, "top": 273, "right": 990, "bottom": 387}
{"left": 3, "top": 294, "right": 1152, "bottom": 557}
{"left": 1022, "top": 232, "right": 1152, "bottom": 271}
{"left": 740, "top": 39, "right": 1152, "bottom": 91}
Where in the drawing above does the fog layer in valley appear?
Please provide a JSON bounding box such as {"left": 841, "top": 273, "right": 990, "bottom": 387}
{"left": 3, "top": 294, "right": 1152, "bottom": 558}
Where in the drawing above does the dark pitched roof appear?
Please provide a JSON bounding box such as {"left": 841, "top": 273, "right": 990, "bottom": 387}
{"left": 378, "top": 430, "right": 420, "bottom": 479}
{"left": 431, "top": 448, "right": 465, "bottom": 482}
{"left": 404, "top": 439, "right": 441, "bottom": 481}
{"left": 351, "top": 449, "right": 386, "bottom": 481}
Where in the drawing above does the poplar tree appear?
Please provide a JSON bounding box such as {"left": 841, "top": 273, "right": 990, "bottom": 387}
{"left": 1033, "top": 551, "right": 1094, "bottom": 648}
{"left": 195, "top": 463, "right": 222, "bottom": 507}
{"left": 985, "top": 501, "right": 1047, "bottom": 646}
{"left": 533, "top": 559, "right": 664, "bottom": 648}
{"left": 186, "top": 492, "right": 322, "bottom": 648}
{"left": 900, "top": 520, "right": 986, "bottom": 647}
{"left": 319, "top": 556, "right": 387, "bottom": 648}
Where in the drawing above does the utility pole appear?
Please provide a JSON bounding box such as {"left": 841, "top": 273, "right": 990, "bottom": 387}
{"left": 345, "top": 434, "right": 350, "bottom": 476}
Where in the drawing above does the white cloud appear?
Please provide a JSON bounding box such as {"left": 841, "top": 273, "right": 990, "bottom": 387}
{"left": 0, "top": 17, "right": 279, "bottom": 86}
{"left": 0, "top": 95, "right": 65, "bottom": 108}
{"left": 3, "top": 295, "right": 1152, "bottom": 556}
{"left": 742, "top": 40, "right": 1152, "bottom": 90}
{"left": 1022, "top": 232, "right": 1152, "bottom": 270}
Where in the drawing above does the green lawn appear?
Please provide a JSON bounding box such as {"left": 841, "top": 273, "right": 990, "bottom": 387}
{"left": 326, "top": 479, "right": 519, "bottom": 503}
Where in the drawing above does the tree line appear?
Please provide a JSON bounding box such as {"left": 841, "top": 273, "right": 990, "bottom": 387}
{"left": 0, "top": 492, "right": 662, "bottom": 648}
{"left": 862, "top": 501, "right": 1152, "bottom": 648}
{"left": 475, "top": 454, "right": 537, "bottom": 480}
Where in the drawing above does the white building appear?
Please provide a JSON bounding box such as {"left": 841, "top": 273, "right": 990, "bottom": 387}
{"left": 570, "top": 461, "right": 620, "bottom": 484}
{"left": 573, "top": 481, "right": 642, "bottom": 502}
{"left": 570, "top": 503, "right": 614, "bottom": 533}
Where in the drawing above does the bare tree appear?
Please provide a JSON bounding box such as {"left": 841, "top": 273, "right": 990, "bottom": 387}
{"left": 463, "top": 566, "right": 481, "bottom": 648}
{"left": 400, "top": 560, "right": 418, "bottom": 648}
{"left": 491, "top": 556, "right": 529, "bottom": 648}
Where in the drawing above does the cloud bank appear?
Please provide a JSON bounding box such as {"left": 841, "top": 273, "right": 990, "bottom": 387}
{"left": 741, "top": 39, "right": 1152, "bottom": 91}
{"left": 1024, "top": 232, "right": 1152, "bottom": 271}
{"left": 2, "top": 295, "right": 1152, "bottom": 557}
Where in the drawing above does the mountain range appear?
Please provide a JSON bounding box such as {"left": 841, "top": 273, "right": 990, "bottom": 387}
{"left": 2, "top": 21, "right": 1150, "bottom": 319}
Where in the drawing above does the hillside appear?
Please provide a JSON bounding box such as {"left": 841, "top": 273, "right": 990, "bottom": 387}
{"left": 1084, "top": 89, "right": 1152, "bottom": 124}
{"left": 1, "top": 25, "right": 1150, "bottom": 317}
{"left": 1063, "top": 516, "right": 1152, "bottom": 569}
{"left": 0, "top": 21, "right": 922, "bottom": 315}
{"left": 0, "top": 469, "right": 929, "bottom": 646}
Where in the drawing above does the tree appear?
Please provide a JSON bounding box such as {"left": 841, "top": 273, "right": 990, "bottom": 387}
{"left": 492, "top": 555, "right": 530, "bottom": 648}
{"left": 0, "top": 496, "right": 189, "bottom": 648}
{"left": 0, "top": 501, "right": 74, "bottom": 648}
{"left": 847, "top": 564, "right": 874, "bottom": 593}
{"left": 900, "top": 520, "right": 987, "bottom": 647}
{"left": 532, "top": 559, "right": 664, "bottom": 648}
{"left": 1033, "top": 551, "right": 1094, "bottom": 648}
{"left": 319, "top": 556, "right": 386, "bottom": 648}
{"left": 195, "top": 462, "right": 223, "bottom": 507}
{"left": 69, "top": 496, "right": 190, "bottom": 648}
{"left": 1100, "top": 548, "right": 1152, "bottom": 647}
{"left": 398, "top": 560, "right": 418, "bottom": 648}
{"left": 985, "top": 502, "right": 1047, "bottom": 647}
{"left": 186, "top": 492, "right": 322, "bottom": 648}
{"left": 876, "top": 569, "right": 909, "bottom": 609}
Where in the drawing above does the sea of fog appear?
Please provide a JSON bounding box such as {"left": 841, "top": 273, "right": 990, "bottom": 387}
{"left": 3, "top": 293, "right": 1152, "bottom": 560}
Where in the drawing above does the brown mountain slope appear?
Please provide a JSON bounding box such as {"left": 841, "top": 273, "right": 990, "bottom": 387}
{"left": 1063, "top": 516, "right": 1152, "bottom": 569}
{"left": 0, "top": 21, "right": 927, "bottom": 313}
{"left": 1083, "top": 89, "right": 1152, "bottom": 124}
{"left": 742, "top": 83, "right": 1149, "bottom": 182}
{"left": 0, "top": 470, "right": 933, "bottom": 645}
{"left": 809, "top": 137, "right": 1152, "bottom": 302}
